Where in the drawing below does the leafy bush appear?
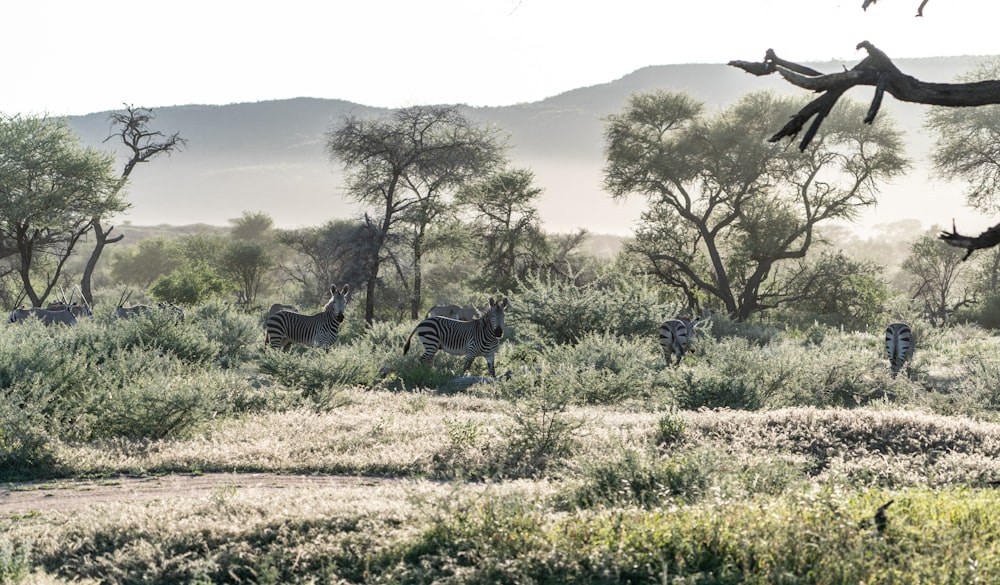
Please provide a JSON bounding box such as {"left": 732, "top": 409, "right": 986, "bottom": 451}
{"left": 515, "top": 270, "right": 681, "bottom": 344}
{"left": 564, "top": 447, "right": 717, "bottom": 509}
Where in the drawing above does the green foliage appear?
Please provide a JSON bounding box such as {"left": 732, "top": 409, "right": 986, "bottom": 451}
{"left": 515, "top": 270, "right": 681, "bottom": 344}
{"left": 495, "top": 378, "right": 583, "bottom": 478}
{"left": 565, "top": 447, "right": 716, "bottom": 509}
{"left": 399, "top": 487, "right": 1000, "bottom": 584}
{"left": 150, "top": 262, "right": 234, "bottom": 305}
{"left": 0, "top": 539, "right": 31, "bottom": 584}
{"left": 606, "top": 89, "right": 908, "bottom": 322}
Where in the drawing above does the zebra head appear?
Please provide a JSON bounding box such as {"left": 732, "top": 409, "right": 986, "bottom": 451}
{"left": 485, "top": 297, "right": 508, "bottom": 338}
{"left": 324, "top": 284, "right": 351, "bottom": 323}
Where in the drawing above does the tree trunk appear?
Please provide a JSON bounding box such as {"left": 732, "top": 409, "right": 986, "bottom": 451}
{"left": 411, "top": 233, "right": 423, "bottom": 320}
{"left": 80, "top": 219, "right": 124, "bottom": 305}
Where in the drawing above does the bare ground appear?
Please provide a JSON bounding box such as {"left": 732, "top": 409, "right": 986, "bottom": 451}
{"left": 0, "top": 473, "right": 394, "bottom": 515}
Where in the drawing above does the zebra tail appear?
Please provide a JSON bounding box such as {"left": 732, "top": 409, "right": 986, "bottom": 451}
{"left": 403, "top": 326, "right": 418, "bottom": 355}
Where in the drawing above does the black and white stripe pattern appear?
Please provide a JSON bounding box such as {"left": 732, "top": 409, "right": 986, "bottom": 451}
{"left": 885, "top": 322, "right": 914, "bottom": 378}
{"left": 264, "top": 284, "right": 350, "bottom": 351}
{"left": 659, "top": 310, "right": 711, "bottom": 366}
{"left": 404, "top": 297, "right": 508, "bottom": 377}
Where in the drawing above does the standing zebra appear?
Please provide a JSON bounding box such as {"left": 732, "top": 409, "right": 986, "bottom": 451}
{"left": 264, "top": 284, "right": 350, "bottom": 351}
{"left": 404, "top": 297, "right": 508, "bottom": 377}
{"left": 885, "top": 322, "right": 915, "bottom": 378}
{"left": 659, "top": 309, "right": 709, "bottom": 366}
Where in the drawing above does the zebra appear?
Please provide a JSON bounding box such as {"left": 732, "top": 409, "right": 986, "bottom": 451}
{"left": 659, "top": 309, "right": 710, "bottom": 366}
{"left": 885, "top": 322, "right": 915, "bottom": 378}
{"left": 404, "top": 297, "right": 509, "bottom": 377}
{"left": 264, "top": 284, "right": 350, "bottom": 351}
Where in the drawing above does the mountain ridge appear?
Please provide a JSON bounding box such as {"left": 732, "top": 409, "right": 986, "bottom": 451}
{"left": 66, "top": 56, "right": 998, "bottom": 236}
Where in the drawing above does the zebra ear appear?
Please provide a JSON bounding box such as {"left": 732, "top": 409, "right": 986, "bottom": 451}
{"left": 501, "top": 297, "right": 509, "bottom": 309}
{"left": 330, "top": 284, "right": 337, "bottom": 295}
{"left": 489, "top": 297, "right": 496, "bottom": 306}
{"left": 340, "top": 284, "right": 350, "bottom": 295}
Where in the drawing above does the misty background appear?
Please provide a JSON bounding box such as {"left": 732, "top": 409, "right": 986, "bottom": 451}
{"left": 65, "top": 56, "right": 996, "bottom": 238}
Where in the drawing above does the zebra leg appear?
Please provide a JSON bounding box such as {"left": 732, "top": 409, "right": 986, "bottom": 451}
{"left": 462, "top": 354, "right": 476, "bottom": 374}
{"left": 485, "top": 353, "right": 496, "bottom": 378}
{"left": 419, "top": 347, "right": 437, "bottom": 366}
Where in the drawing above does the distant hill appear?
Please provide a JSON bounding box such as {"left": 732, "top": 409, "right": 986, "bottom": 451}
{"left": 67, "top": 56, "right": 997, "bottom": 237}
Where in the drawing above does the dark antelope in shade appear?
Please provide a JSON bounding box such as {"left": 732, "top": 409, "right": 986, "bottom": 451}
{"left": 404, "top": 297, "right": 508, "bottom": 377}
{"left": 884, "top": 322, "right": 914, "bottom": 378}
{"left": 264, "top": 285, "right": 350, "bottom": 351}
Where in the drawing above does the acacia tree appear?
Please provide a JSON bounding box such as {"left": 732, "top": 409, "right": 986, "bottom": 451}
{"left": 455, "top": 168, "right": 551, "bottom": 292}
{"left": 81, "top": 105, "right": 185, "bottom": 304}
{"left": 604, "top": 90, "right": 908, "bottom": 321}
{"left": 0, "top": 115, "right": 126, "bottom": 307}
{"left": 326, "top": 105, "right": 506, "bottom": 325}
{"left": 275, "top": 220, "right": 371, "bottom": 307}
{"left": 902, "top": 229, "right": 975, "bottom": 326}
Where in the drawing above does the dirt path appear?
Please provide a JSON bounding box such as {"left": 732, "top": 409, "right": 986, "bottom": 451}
{"left": 0, "top": 473, "right": 390, "bottom": 515}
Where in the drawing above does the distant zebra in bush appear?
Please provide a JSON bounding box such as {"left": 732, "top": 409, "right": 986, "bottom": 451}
{"left": 264, "top": 285, "right": 350, "bottom": 351}
{"left": 659, "top": 309, "right": 709, "bottom": 367}
{"left": 885, "top": 322, "right": 915, "bottom": 378}
{"left": 404, "top": 297, "right": 508, "bottom": 377}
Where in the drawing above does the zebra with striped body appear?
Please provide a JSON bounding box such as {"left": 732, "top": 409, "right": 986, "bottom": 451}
{"left": 264, "top": 284, "right": 350, "bottom": 351}
{"left": 659, "top": 310, "right": 708, "bottom": 366}
{"left": 404, "top": 297, "right": 508, "bottom": 377}
{"left": 885, "top": 322, "right": 915, "bottom": 378}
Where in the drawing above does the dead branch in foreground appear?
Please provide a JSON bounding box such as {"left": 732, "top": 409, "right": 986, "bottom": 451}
{"left": 862, "top": 0, "right": 930, "bottom": 17}
{"left": 729, "top": 42, "right": 1000, "bottom": 151}
{"left": 940, "top": 220, "right": 1000, "bottom": 261}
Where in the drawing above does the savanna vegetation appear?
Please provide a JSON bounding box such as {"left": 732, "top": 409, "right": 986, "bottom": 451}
{"left": 8, "top": 56, "right": 1000, "bottom": 585}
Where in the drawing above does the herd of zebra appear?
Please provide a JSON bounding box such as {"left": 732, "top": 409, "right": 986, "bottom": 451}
{"left": 262, "top": 285, "right": 918, "bottom": 379}
{"left": 3, "top": 284, "right": 916, "bottom": 379}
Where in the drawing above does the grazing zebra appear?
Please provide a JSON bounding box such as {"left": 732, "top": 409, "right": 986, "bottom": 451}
{"left": 659, "top": 309, "right": 709, "bottom": 366}
{"left": 404, "top": 297, "right": 509, "bottom": 377}
{"left": 885, "top": 322, "right": 915, "bottom": 378}
{"left": 264, "top": 284, "right": 350, "bottom": 351}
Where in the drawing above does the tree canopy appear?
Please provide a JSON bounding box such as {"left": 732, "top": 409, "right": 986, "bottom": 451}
{"left": 604, "top": 90, "right": 908, "bottom": 321}
{"left": 0, "top": 114, "right": 126, "bottom": 306}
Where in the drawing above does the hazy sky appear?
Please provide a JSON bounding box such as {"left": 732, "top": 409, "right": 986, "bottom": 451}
{"left": 6, "top": 1, "right": 999, "bottom": 116}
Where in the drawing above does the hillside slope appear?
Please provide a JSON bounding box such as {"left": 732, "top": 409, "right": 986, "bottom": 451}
{"left": 68, "top": 56, "right": 994, "bottom": 235}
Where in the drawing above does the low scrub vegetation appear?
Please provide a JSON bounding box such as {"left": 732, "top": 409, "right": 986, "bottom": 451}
{"left": 4, "top": 282, "right": 1000, "bottom": 583}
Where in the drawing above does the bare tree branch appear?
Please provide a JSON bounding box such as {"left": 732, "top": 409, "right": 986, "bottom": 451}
{"left": 729, "top": 42, "right": 1000, "bottom": 150}
{"left": 939, "top": 219, "right": 1000, "bottom": 261}
{"left": 862, "top": 0, "right": 930, "bottom": 17}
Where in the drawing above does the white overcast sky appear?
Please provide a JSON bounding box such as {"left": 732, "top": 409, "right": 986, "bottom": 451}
{"left": 5, "top": 0, "right": 999, "bottom": 116}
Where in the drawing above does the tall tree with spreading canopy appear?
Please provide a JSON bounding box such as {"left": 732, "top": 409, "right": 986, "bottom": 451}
{"left": 604, "top": 90, "right": 908, "bottom": 321}
{"left": 326, "top": 105, "right": 507, "bottom": 325}
{"left": 0, "top": 114, "right": 126, "bottom": 307}
{"left": 80, "top": 105, "right": 185, "bottom": 304}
